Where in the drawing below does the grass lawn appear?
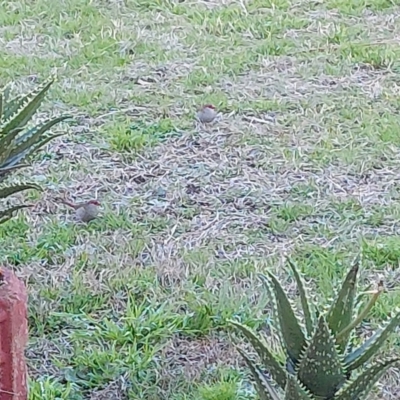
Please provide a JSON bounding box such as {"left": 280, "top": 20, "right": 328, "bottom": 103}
{"left": 1, "top": 0, "right": 400, "bottom": 399}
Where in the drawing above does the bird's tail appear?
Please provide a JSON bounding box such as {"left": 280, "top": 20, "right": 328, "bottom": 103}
{"left": 59, "top": 199, "right": 77, "bottom": 209}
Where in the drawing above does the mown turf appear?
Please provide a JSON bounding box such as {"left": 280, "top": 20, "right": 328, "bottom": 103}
{"left": 1, "top": 0, "right": 400, "bottom": 399}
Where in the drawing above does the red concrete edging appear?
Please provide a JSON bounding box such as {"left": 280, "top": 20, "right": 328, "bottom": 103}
{"left": 0, "top": 268, "right": 28, "bottom": 400}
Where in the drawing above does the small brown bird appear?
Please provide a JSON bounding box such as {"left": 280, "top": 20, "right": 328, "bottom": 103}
{"left": 61, "top": 199, "right": 101, "bottom": 223}
{"left": 196, "top": 104, "right": 217, "bottom": 123}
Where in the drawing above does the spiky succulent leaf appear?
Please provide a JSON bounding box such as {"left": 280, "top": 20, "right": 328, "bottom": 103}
{"left": 229, "top": 320, "right": 287, "bottom": 389}
{"left": 298, "top": 315, "right": 346, "bottom": 398}
{"left": 0, "top": 142, "right": 14, "bottom": 168}
{"left": 336, "top": 358, "right": 400, "bottom": 400}
{"left": 1, "top": 90, "right": 25, "bottom": 123}
{"left": 326, "top": 259, "right": 359, "bottom": 352}
{"left": 0, "top": 128, "right": 23, "bottom": 165}
{"left": 287, "top": 259, "right": 314, "bottom": 337}
{"left": 0, "top": 163, "right": 29, "bottom": 178}
{"left": 0, "top": 76, "right": 71, "bottom": 224}
{"left": 10, "top": 115, "right": 71, "bottom": 159}
{"left": 0, "top": 94, "right": 4, "bottom": 124}
{"left": 259, "top": 273, "right": 306, "bottom": 364}
{"left": 0, "top": 183, "right": 41, "bottom": 199}
{"left": 237, "top": 347, "right": 281, "bottom": 400}
{"left": 0, "top": 204, "right": 32, "bottom": 224}
{"left": 2, "top": 93, "right": 27, "bottom": 124}
{"left": 284, "top": 375, "right": 314, "bottom": 400}
{"left": 344, "top": 308, "right": 400, "bottom": 372}
{"left": 0, "top": 76, "right": 55, "bottom": 134}
{"left": 234, "top": 260, "right": 400, "bottom": 400}
{"left": 0, "top": 84, "right": 11, "bottom": 121}
{"left": 2, "top": 132, "right": 65, "bottom": 169}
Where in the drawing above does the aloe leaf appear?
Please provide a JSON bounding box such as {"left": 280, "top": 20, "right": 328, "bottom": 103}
{"left": 284, "top": 375, "right": 314, "bottom": 400}
{"left": 0, "top": 128, "right": 24, "bottom": 165}
{"left": 326, "top": 259, "right": 359, "bottom": 352}
{"left": 344, "top": 308, "right": 400, "bottom": 372}
{"left": 259, "top": 273, "right": 306, "bottom": 364}
{"left": 236, "top": 346, "right": 281, "bottom": 400}
{"left": 0, "top": 92, "right": 3, "bottom": 122}
{"left": 1, "top": 84, "right": 24, "bottom": 121}
{"left": 2, "top": 93, "right": 25, "bottom": 123}
{"left": 11, "top": 115, "right": 71, "bottom": 158}
{"left": 0, "top": 84, "right": 12, "bottom": 121}
{"left": 0, "top": 163, "right": 29, "bottom": 176}
{"left": 229, "top": 320, "right": 287, "bottom": 389}
{"left": 0, "top": 204, "right": 32, "bottom": 224}
{"left": 336, "top": 358, "right": 400, "bottom": 400}
{"left": 0, "top": 76, "right": 55, "bottom": 134}
{"left": 0, "top": 164, "right": 28, "bottom": 182}
{"left": 298, "top": 315, "right": 346, "bottom": 398}
{"left": 0, "top": 141, "right": 14, "bottom": 167}
{"left": 0, "top": 183, "right": 41, "bottom": 199}
{"left": 337, "top": 282, "right": 384, "bottom": 344}
{"left": 287, "top": 259, "right": 314, "bottom": 337}
{"left": 2, "top": 133, "right": 64, "bottom": 168}
{"left": 0, "top": 127, "right": 23, "bottom": 148}
{"left": 1, "top": 84, "right": 11, "bottom": 102}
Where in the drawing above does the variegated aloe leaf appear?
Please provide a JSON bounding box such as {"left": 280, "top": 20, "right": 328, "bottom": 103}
{"left": 259, "top": 273, "right": 306, "bottom": 364}
{"left": 0, "top": 77, "right": 71, "bottom": 224}
{"left": 237, "top": 346, "right": 281, "bottom": 400}
{"left": 287, "top": 259, "right": 314, "bottom": 337}
{"left": 0, "top": 84, "right": 11, "bottom": 121}
{"left": 2, "top": 133, "right": 64, "bottom": 169}
{"left": 0, "top": 89, "right": 4, "bottom": 120}
{"left": 344, "top": 308, "right": 400, "bottom": 372}
{"left": 0, "top": 204, "right": 32, "bottom": 224}
{"left": 0, "top": 78, "right": 71, "bottom": 170}
{"left": 326, "top": 259, "right": 359, "bottom": 352}
{"left": 4, "top": 131, "right": 68, "bottom": 170}
{"left": 9, "top": 115, "right": 71, "bottom": 160}
{"left": 298, "top": 315, "right": 346, "bottom": 398}
{"left": 229, "top": 320, "right": 287, "bottom": 389}
{"left": 0, "top": 183, "right": 41, "bottom": 199}
{"left": 284, "top": 375, "right": 313, "bottom": 400}
{"left": 0, "top": 76, "right": 56, "bottom": 134}
{"left": 0, "top": 128, "right": 23, "bottom": 165}
{"left": 336, "top": 358, "right": 400, "bottom": 400}
{"left": 0, "top": 164, "right": 29, "bottom": 179}
{"left": 2, "top": 93, "right": 25, "bottom": 123}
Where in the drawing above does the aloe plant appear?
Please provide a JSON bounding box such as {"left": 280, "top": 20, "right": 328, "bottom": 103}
{"left": 229, "top": 258, "right": 400, "bottom": 399}
{"left": 0, "top": 76, "right": 71, "bottom": 223}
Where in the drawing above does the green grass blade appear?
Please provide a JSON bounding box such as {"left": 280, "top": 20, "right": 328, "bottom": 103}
{"left": 229, "top": 320, "right": 287, "bottom": 389}
{"left": 298, "top": 315, "right": 346, "bottom": 398}
{"left": 284, "top": 375, "right": 314, "bottom": 400}
{"left": 287, "top": 259, "right": 314, "bottom": 337}
{"left": 344, "top": 308, "right": 400, "bottom": 372}
{"left": 0, "top": 183, "right": 41, "bottom": 199}
{"left": 336, "top": 358, "right": 400, "bottom": 400}
{"left": 326, "top": 258, "right": 360, "bottom": 352}
{"left": 259, "top": 273, "right": 306, "bottom": 364}
{"left": 236, "top": 346, "right": 281, "bottom": 400}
